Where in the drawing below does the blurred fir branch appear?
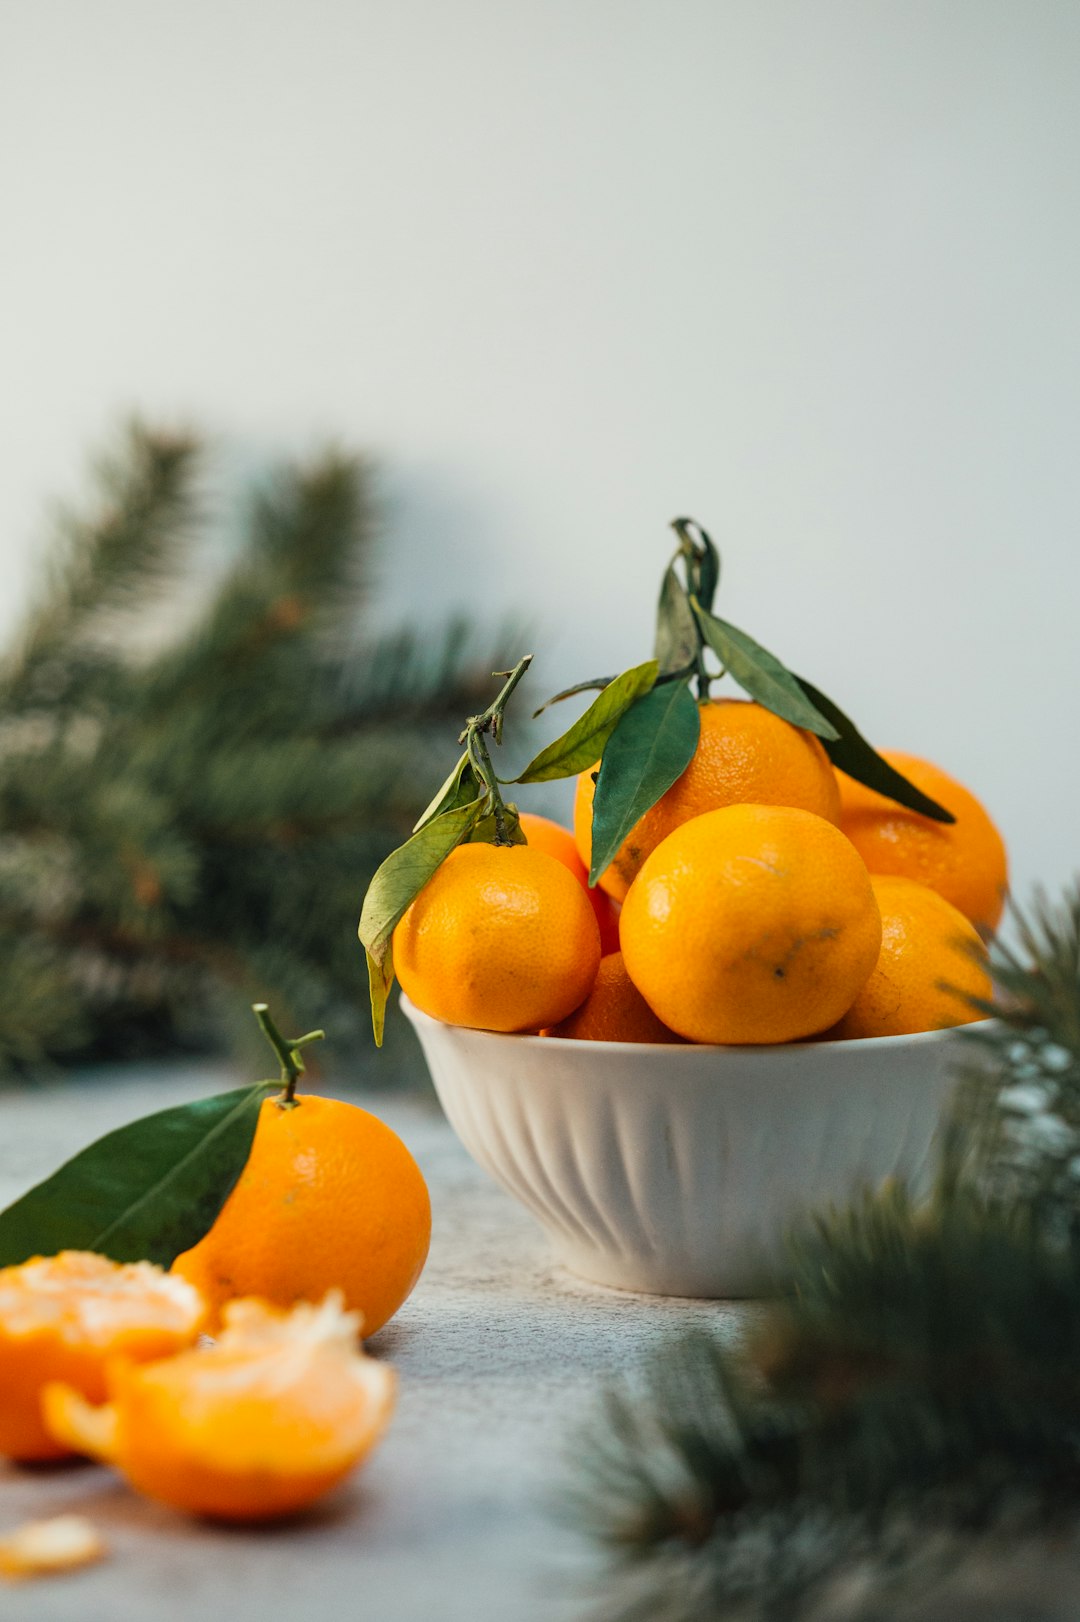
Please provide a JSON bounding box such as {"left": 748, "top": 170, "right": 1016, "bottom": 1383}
{"left": 575, "top": 882, "right": 1080, "bottom": 1622}
{"left": 0, "top": 423, "right": 517, "bottom": 1078}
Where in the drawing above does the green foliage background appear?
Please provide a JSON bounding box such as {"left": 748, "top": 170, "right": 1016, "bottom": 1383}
{"left": 0, "top": 423, "right": 512, "bottom": 1080}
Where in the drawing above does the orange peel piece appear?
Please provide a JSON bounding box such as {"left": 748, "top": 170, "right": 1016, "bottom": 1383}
{"left": 0, "top": 1250, "right": 207, "bottom": 1460}
{"left": 43, "top": 1292, "right": 396, "bottom": 1522}
{"left": 0, "top": 1516, "right": 106, "bottom": 1581}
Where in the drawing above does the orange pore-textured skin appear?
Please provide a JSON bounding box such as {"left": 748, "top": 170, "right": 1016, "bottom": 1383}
{"left": 541, "top": 951, "right": 683, "bottom": 1044}
{"left": 43, "top": 1296, "right": 396, "bottom": 1522}
{"left": 517, "top": 812, "right": 621, "bottom": 954}
{"left": 619, "top": 804, "right": 882, "bottom": 1045}
{"left": 828, "top": 876, "right": 992, "bottom": 1040}
{"left": 393, "top": 841, "right": 601, "bottom": 1032}
{"left": 0, "top": 1253, "right": 206, "bottom": 1461}
{"left": 172, "top": 1096, "right": 430, "bottom": 1336}
{"left": 574, "top": 698, "right": 842, "bottom": 902}
{"left": 837, "top": 752, "right": 1008, "bottom": 933}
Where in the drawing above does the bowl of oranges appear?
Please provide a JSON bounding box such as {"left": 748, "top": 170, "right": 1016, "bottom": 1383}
{"left": 362, "top": 526, "right": 1006, "bottom": 1298}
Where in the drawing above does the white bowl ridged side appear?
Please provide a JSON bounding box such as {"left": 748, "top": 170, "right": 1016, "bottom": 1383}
{"left": 403, "top": 998, "right": 964, "bottom": 1297}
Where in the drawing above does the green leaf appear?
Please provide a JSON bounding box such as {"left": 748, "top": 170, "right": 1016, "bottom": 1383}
{"left": 0, "top": 1083, "right": 276, "bottom": 1269}
{"left": 531, "top": 677, "right": 616, "bottom": 719}
{"left": 358, "top": 797, "right": 482, "bottom": 968}
{"left": 792, "top": 676, "right": 956, "bottom": 824}
{"left": 691, "top": 602, "right": 839, "bottom": 741}
{"left": 468, "top": 803, "right": 527, "bottom": 844}
{"left": 589, "top": 681, "right": 701, "bottom": 885}
{"left": 671, "top": 517, "right": 721, "bottom": 613}
{"left": 514, "top": 661, "right": 659, "bottom": 784}
{"left": 654, "top": 561, "right": 699, "bottom": 675}
{"left": 366, "top": 943, "right": 394, "bottom": 1049}
{"left": 412, "top": 750, "right": 478, "bottom": 832}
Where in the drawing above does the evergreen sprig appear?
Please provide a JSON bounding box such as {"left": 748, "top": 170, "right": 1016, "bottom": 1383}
{"left": 574, "top": 880, "right": 1080, "bottom": 1622}
{"left": 0, "top": 423, "right": 511, "bottom": 1076}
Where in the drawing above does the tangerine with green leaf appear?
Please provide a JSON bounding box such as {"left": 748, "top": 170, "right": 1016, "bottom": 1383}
{"left": 575, "top": 699, "right": 842, "bottom": 902}
{"left": 172, "top": 1010, "right": 430, "bottom": 1336}
{"left": 393, "top": 842, "right": 601, "bottom": 1032}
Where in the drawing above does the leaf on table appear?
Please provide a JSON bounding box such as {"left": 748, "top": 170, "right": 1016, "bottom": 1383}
{"left": 692, "top": 603, "right": 839, "bottom": 740}
{"left": 514, "top": 661, "right": 659, "bottom": 784}
{"left": 0, "top": 1084, "right": 276, "bottom": 1270}
{"left": 792, "top": 676, "right": 956, "bottom": 823}
{"left": 589, "top": 680, "right": 701, "bottom": 885}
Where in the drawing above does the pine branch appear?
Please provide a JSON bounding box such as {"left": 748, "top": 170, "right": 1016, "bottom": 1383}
{"left": 574, "top": 880, "right": 1080, "bottom": 1621}
{"left": 0, "top": 423, "right": 197, "bottom": 712}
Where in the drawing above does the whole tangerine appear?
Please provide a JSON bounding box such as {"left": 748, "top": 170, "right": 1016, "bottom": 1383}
{"left": 828, "top": 876, "right": 991, "bottom": 1040}
{"left": 574, "top": 698, "right": 841, "bottom": 901}
{"left": 393, "top": 841, "right": 601, "bottom": 1032}
{"left": 172, "top": 1095, "right": 430, "bottom": 1338}
{"left": 619, "top": 804, "right": 881, "bottom": 1044}
{"left": 541, "top": 951, "right": 683, "bottom": 1044}
{"left": 517, "top": 812, "right": 621, "bottom": 954}
{"left": 837, "top": 752, "right": 1007, "bottom": 933}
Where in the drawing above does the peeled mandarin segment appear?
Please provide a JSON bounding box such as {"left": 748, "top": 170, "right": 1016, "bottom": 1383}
{"left": 541, "top": 952, "right": 683, "bottom": 1043}
{"left": 392, "top": 841, "right": 601, "bottom": 1032}
{"left": 574, "top": 699, "right": 841, "bottom": 901}
{"left": 0, "top": 1252, "right": 206, "bottom": 1461}
{"left": 828, "top": 876, "right": 991, "bottom": 1040}
{"left": 45, "top": 1294, "right": 396, "bottom": 1523}
{"left": 837, "top": 751, "right": 1008, "bottom": 933}
{"left": 171, "top": 1095, "right": 431, "bottom": 1335}
{"left": 620, "top": 804, "right": 882, "bottom": 1045}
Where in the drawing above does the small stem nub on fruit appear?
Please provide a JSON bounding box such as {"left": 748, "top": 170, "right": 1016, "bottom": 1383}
{"left": 459, "top": 654, "right": 533, "bottom": 845}
{"left": 253, "top": 1003, "right": 325, "bottom": 1106}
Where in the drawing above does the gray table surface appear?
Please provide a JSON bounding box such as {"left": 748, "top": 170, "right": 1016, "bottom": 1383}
{"left": 0, "top": 1064, "right": 743, "bottom": 1622}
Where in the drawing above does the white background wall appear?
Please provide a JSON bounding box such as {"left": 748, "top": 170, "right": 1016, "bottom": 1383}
{"left": 2, "top": 0, "right": 1079, "bottom": 906}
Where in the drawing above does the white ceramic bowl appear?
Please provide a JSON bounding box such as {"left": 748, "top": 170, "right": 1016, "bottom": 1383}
{"left": 402, "top": 995, "right": 981, "bottom": 1297}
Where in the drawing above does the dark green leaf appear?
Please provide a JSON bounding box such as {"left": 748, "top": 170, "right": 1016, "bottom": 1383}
{"left": 654, "top": 561, "right": 699, "bottom": 675}
{"left": 358, "top": 797, "right": 482, "bottom": 967}
{"left": 514, "top": 661, "right": 659, "bottom": 784}
{"left": 792, "top": 676, "right": 956, "bottom": 823}
{"left": 0, "top": 1084, "right": 276, "bottom": 1268}
{"left": 532, "top": 677, "right": 616, "bottom": 718}
{"left": 412, "top": 750, "right": 477, "bottom": 832}
{"left": 692, "top": 603, "right": 839, "bottom": 740}
{"left": 671, "top": 517, "right": 721, "bottom": 613}
{"left": 589, "top": 681, "right": 701, "bottom": 885}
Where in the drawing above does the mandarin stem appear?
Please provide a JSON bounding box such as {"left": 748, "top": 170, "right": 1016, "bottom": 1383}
{"left": 252, "top": 1003, "right": 325, "bottom": 1105}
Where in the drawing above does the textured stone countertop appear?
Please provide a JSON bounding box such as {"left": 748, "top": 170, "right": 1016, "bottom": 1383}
{"left": 0, "top": 1064, "right": 742, "bottom": 1622}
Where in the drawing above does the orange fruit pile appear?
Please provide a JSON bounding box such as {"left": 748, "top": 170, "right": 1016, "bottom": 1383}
{"left": 400, "top": 699, "right": 1007, "bottom": 1045}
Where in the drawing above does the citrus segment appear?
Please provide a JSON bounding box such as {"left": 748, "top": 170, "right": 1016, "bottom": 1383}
{"left": 43, "top": 1293, "right": 395, "bottom": 1522}
{"left": 0, "top": 1251, "right": 206, "bottom": 1461}
{"left": 837, "top": 752, "right": 1007, "bottom": 932}
{"left": 619, "top": 804, "right": 881, "bottom": 1045}
{"left": 541, "top": 952, "right": 683, "bottom": 1043}
{"left": 574, "top": 699, "right": 841, "bottom": 901}
{"left": 172, "top": 1095, "right": 430, "bottom": 1335}
{"left": 393, "top": 841, "right": 601, "bottom": 1032}
{"left": 828, "top": 876, "right": 991, "bottom": 1039}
